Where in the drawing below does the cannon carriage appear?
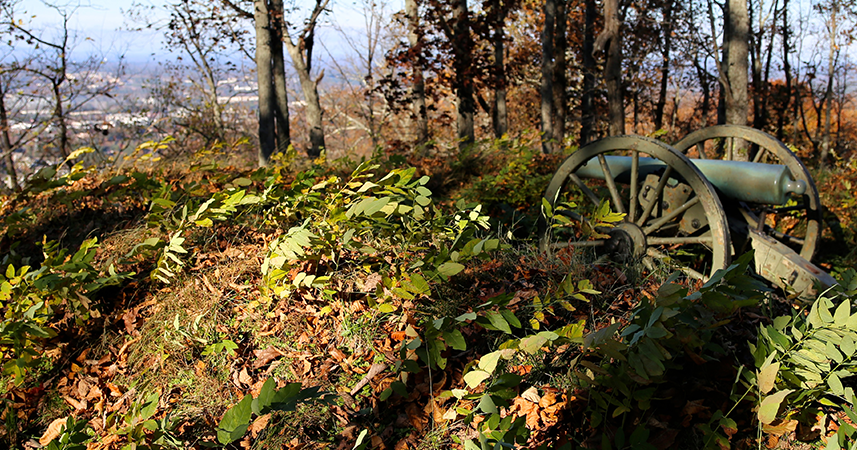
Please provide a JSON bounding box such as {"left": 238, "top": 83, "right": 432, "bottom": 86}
{"left": 538, "top": 125, "right": 837, "bottom": 299}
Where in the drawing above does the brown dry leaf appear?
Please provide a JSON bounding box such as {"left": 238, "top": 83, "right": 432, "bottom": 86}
{"left": 105, "top": 382, "right": 123, "bottom": 398}
{"left": 681, "top": 399, "right": 709, "bottom": 426}
{"left": 39, "top": 417, "right": 68, "bottom": 446}
{"left": 44, "top": 347, "right": 63, "bottom": 360}
{"left": 63, "top": 396, "right": 86, "bottom": 411}
{"left": 512, "top": 397, "right": 540, "bottom": 429}
{"left": 122, "top": 308, "right": 140, "bottom": 336}
{"left": 763, "top": 419, "right": 797, "bottom": 437}
{"left": 77, "top": 379, "right": 91, "bottom": 399}
{"left": 363, "top": 273, "right": 382, "bottom": 292}
{"left": 521, "top": 386, "right": 540, "bottom": 403}
{"left": 253, "top": 347, "right": 285, "bottom": 369}
{"left": 330, "top": 348, "right": 348, "bottom": 362}
{"left": 195, "top": 360, "right": 207, "bottom": 377}
{"left": 202, "top": 274, "right": 223, "bottom": 297}
{"left": 538, "top": 391, "right": 557, "bottom": 408}
{"left": 424, "top": 398, "right": 445, "bottom": 423}
{"left": 394, "top": 439, "right": 410, "bottom": 450}
{"left": 370, "top": 435, "right": 384, "bottom": 449}
{"left": 249, "top": 414, "right": 271, "bottom": 438}
{"left": 238, "top": 367, "right": 253, "bottom": 385}
{"left": 297, "top": 358, "right": 312, "bottom": 376}
{"left": 85, "top": 385, "right": 103, "bottom": 401}
{"left": 406, "top": 403, "right": 426, "bottom": 432}
{"left": 765, "top": 435, "right": 779, "bottom": 449}
{"left": 391, "top": 330, "right": 407, "bottom": 341}
{"left": 88, "top": 433, "right": 121, "bottom": 450}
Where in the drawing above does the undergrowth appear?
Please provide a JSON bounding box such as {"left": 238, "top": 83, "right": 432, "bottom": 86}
{"left": 0, "top": 139, "right": 855, "bottom": 450}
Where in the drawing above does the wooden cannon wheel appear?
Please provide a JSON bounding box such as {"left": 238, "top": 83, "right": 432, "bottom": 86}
{"left": 538, "top": 135, "right": 732, "bottom": 280}
{"left": 673, "top": 125, "right": 822, "bottom": 261}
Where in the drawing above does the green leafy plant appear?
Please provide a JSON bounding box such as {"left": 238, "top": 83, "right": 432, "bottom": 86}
{"left": 216, "top": 378, "right": 332, "bottom": 444}
{"left": 728, "top": 269, "right": 857, "bottom": 449}
{"left": 42, "top": 416, "right": 91, "bottom": 450}
{"left": 0, "top": 237, "right": 133, "bottom": 384}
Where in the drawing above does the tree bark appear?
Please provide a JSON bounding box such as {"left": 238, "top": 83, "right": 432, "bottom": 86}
{"left": 653, "top": 0, "right": 673, "bottom": 131}
{"left": 540, "top": 0, "right": 556, "bottom": 152}
{"left": 0, "top": 77, "right": 18, "bottom": 190}
{"left": 775, "top": 0, "right": 791, "bottom": 142}
{"left": 596, "top": 0, "right": 624, "bottom": 136}
{"left": 491, "top": 2, "right": 508, "bottom": 139}
{"left": 451, "top": 0, "right": 475, "bottom": 148}
{"left": 552, "top": 0, "right": 567, "bottom": 147}
{"left": 820, "top": 3, "right": 837, "bottom": 167}
{"left": 254, "top": 0, "right": 277, "bottom": 165}
{"left": 284, "top": 0, "right": 329, "bottom": 158}
{"left": 270, "top": 0, "right": 291, "bottom": 154}
{"left": 580, "top": 0, "right": 597, "bottom": 145}
{"left": 405, "top": 0, "right": 429, "bottom": 147}
{"left": 724, "top": 0, "right": 750, "bottom": 159}
{"left": 694, "top": 53, "right": 712, "bottom": 128}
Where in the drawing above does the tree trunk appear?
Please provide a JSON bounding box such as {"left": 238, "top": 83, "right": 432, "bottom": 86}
{"left": 405, "top": 0, "right": 429, "bottom": 147}
{"left": 254, "top": 0, "right": 277, "bottom": 165}
{"left": 596, "top": 0, "right": 624, "bottom": 136}
{"left": 491, "top": 4, "right": 508, "bottom": 139}
{"left": 580, "top": 0, "right": 597, "bottom": 145}
{"left": 451, "top": 0, "right": 475, "bottom": 148}
{"left": 0, "top": 77, "right": 18, "bottom": 191}
{"left": 270, "top": 0, "right": 291, "bottom": 154}
{"left": 820, "top": 3, "right": 837, "bottom": 167}
{"left": 653, "top": 0, "right": 673, "bottom": 131}
{"left": 53, "top": 82, "right": 70, "bottom": 160}
{"left": 283, "top": 0, "right": 328, "bottom": 158}
{"left": 776, "top": 0, "right": 791, "bottom": 141}
{"left": 540, "top": 0, "right": 556, "bottom": 152}
{"left": 724, "top": 0, "right": 749, "bottom": 159}
{"left": 694, "top": 54, "right": 711, "bottom": 128}
{"left": 552, "top": 0, "right": 567, "bottom": 148}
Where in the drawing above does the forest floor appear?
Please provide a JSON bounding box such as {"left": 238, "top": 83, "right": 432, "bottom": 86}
{"left": 1, "top": 142, "right": 856, "bottom": 450}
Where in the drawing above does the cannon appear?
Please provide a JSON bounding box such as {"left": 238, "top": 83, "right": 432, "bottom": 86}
{"left": 538, "top": 125, "right": 837, "bottom": 300}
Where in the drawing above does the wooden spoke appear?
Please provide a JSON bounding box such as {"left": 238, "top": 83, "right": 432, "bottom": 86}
{"left": 643, "top": 196, "right": 701, "bottom": 234}
{"left": 598, "top": 153, "right": 626, "bottom": 215}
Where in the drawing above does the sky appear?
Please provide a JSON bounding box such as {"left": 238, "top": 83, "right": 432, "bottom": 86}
{"left": 19, "top": 0, "right": 405, "bottom": 65}
{"left": 21, "top": 0, "right": 162, "bottom": 61}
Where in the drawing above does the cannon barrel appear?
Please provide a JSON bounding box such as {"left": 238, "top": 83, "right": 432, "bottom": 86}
{"left": 575, "top": 156, "right": 806, "bottom": 205}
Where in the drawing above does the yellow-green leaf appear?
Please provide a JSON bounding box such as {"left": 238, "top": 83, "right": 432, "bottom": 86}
{"left": 758, "top": 390, "right": 793, "bottom": 425}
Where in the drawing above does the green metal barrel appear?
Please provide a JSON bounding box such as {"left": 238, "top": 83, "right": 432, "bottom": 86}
{"left": 575, "top": 156, "right": 806, "bottom": 205}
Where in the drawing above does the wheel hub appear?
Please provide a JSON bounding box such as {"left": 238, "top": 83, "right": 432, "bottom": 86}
{"left": 606, "top": 222, "right": 647, "bottom": 260}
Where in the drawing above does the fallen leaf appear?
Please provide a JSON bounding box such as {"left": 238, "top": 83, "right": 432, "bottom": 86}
{"left": 511, "top": 397, "right": 540, "bottom": 429}
{"left": 521, "top": 386, "right": 540, "bottom": 403}
{"left": 249, "top": 413, "right": 271, "bottom": 438}
{"left": 363, "top": 273, "right": 382, "bottom": 292}
{"left": 238, "top": 367, "right": 253, "bottom": 385}
{"left": 424, "top": 398, "right": 445, "bottom": 423}
{"left": 349, "top": 363, "right": 389, "bottom": 396}
{"left": 195, "top": 360, "right": 207, "bottom": 377}
{"left": 63, "top": 396, "right": 86, "bottom": 411}
{"left": 39, "top": 417, "right": 67, "bottom": 446}
{"left": 253, "top": 347, "right": 285, "bottom": 369}
{"left": 763, "top": 419, "right": 798, "bottom": 436}
{"left": 122, "top": 308, "right": 140, "bottom": 336}
{"left": 201, "top": 274, "right": 223, "bottom": 297}
{"left": 105, "top": 382, "right": 123, "bottom": 398}
{"left": 406, "top": 403, "right": 426, "bottom": 432}
{"left": 330, "top": 348, "right": 348, "bottom": 362}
